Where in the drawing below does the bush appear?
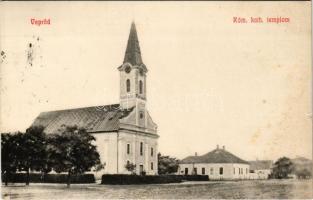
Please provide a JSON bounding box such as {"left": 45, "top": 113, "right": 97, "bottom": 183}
{"left": 181, "top": 175, "right": 209, "bottom": 181}
{"left": 2, "top": 173, "right": 95, "bottom": 184}
{"left": 101, "top": 174, "right": 209, "bottom": 185}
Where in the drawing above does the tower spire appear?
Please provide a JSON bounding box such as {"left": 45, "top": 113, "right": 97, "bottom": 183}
{"left": 123, "top": 22, "right": 143, "bottom": 66}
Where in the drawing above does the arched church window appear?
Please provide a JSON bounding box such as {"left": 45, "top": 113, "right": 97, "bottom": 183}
{"left": 140, "top": 142, "right": 143, "bottom": 156}
{"left": 127, "top": 143, "right": 130, "bottom": 154}
{"left": 126, "top": 79, "right": 130, "bottom": 93}
{"left": 139, "top": 80, "right": 143, "bottom": 94}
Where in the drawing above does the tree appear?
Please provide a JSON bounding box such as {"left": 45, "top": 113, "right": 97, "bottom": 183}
{"left": 1, "top": 127, "right": 49, "bottom": 186}
{"left": 93, "top": 162, "right": 105, "bottom": 172}
{"left": 48, "top": 125, "right": 101, "bottom": 187}
{"left": 271, "top": 157, "right": 294, "bottom": 179}
{"left": 294, "top": 168, "right": 312, "bottom": 179}
{"left": 1, "top": 133, "right": 19, "bottom": 186}
{"left": 125, "top": 162, "right": 136, "bottom": 174}
{"left": 16, "top": 126, "right": 48, "bottom": 185}
{"left": 158, "top": 153, "right": 179, "bottom": 175}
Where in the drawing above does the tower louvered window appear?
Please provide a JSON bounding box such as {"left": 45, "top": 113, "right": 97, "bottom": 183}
{"left": 139, "top": 80, "right": 143, "bottom": 94}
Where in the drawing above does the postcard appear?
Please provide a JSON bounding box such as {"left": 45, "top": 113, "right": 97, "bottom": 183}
{"left": 1, "top": 1, "right": 312, "bottom": 199}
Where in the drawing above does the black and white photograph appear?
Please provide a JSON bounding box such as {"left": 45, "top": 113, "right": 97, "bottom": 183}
{"left": 0, "top": 1, "right": 312, "bottom": 199}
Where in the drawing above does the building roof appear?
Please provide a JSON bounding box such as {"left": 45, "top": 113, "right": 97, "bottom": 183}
{"left": 180, "top": 147, "right": 249, "bottom": 164}
{"left": 32, "top": 104, "right": 134, "bottom": 134}
{"left": 123, "top": 22, "right": 143, "bottom": 66}
{"left": 249, "top": 160, "right": 273, "bottom": 170}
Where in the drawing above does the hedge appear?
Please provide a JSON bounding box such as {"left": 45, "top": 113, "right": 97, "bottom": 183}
{"left": 2, "top": 173, "right": 95, "bottom": 184}
{"left": 101, "top": 174, "right": 209, "bottom": 185}
{"left": 180, "top": 175, "right": 209, "bottom": 181}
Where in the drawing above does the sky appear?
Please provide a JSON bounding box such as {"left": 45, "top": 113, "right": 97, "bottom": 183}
{"left": 0, "top": 1, "right": 311, "bottom": 161}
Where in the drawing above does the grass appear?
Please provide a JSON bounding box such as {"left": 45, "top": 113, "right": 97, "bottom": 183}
{"left": 2, "top": 179, "right": 312, "bottom": 199}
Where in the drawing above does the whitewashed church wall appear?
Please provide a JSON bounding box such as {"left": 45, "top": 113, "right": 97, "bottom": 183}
{"left": 93, "top": 132, "right": 118, "bottom": 176}
{"left": 118, "top": 131, "right": 158, "bottom": 175}
{"left": 92, "top": 131, "right": 158, "bottom": 176}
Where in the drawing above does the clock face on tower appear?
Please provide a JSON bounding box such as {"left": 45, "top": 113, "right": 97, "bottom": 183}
{"left": 125, "top": 66, "right": 131, "bottom": 73}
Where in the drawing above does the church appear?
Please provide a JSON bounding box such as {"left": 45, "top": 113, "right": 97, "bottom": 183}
{"left": 32, "top": 22, "right": 159, "bottom": 176}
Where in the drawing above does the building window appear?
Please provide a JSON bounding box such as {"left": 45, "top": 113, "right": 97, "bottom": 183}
{"left": 151, "top": 147, "right": 153, "bottom": 157}
{"left": 139, "top": 80, "right": 143, "bottom": 94}
{"left": 126, "top": 79, "right": 130, "bottom": 92}
{"left": 210, "top": 168, "right": 214, "bottom": 175}
{"left": 127, "top": 143, "right": 130, "bottom": 154}
{"left": 151, "top": 162, "right": 153, "bottom": 170}
{"left": 126, "top": 144, "right": 130, "bottom": 154}
{"left": 234, "top": 168, "right": 235, "bottom": 174}
{"left": 246, "top": 168, "right": 248, "bottom": 174}
{"left": 219, "top": 167, "right": 223, "bottom": 175}
{"left": 185, "top": 168, "right": 188, "bottom": 175}
{"left": 140, "top": 142, "right": 143, "bottom": 156}
{"left": 202, "top": 168, "right": 205, "bottom": 175}
{"left": 140, "top": 112, "right": 144, "bottom": 119}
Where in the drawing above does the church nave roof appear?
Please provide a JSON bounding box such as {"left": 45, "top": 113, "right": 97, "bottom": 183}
{"left": 32, "top": 104, "right": 134, "bottom": 134}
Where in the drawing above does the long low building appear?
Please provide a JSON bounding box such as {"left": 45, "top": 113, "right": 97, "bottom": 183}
{"left": 249, "top": 160, "right": 273, "bottom": 179}
{"left": 178, "top": 145, "right": 250, "bottom": 180}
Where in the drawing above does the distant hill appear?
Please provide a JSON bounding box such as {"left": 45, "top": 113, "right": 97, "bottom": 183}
{"left": 292, "top": 157, "right": 312, "bottom": 165}
{"left": 291, "top": 157, "right": 312, "bottom": 178}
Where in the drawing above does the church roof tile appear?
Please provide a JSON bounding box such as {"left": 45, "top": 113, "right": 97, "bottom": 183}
{"left": 32, "top": 104, "right": 134, "bottom": 134}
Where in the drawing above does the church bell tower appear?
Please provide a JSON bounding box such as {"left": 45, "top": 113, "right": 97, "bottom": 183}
{"left": 118, "top": 22, "right": 148, "bottom": 125}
